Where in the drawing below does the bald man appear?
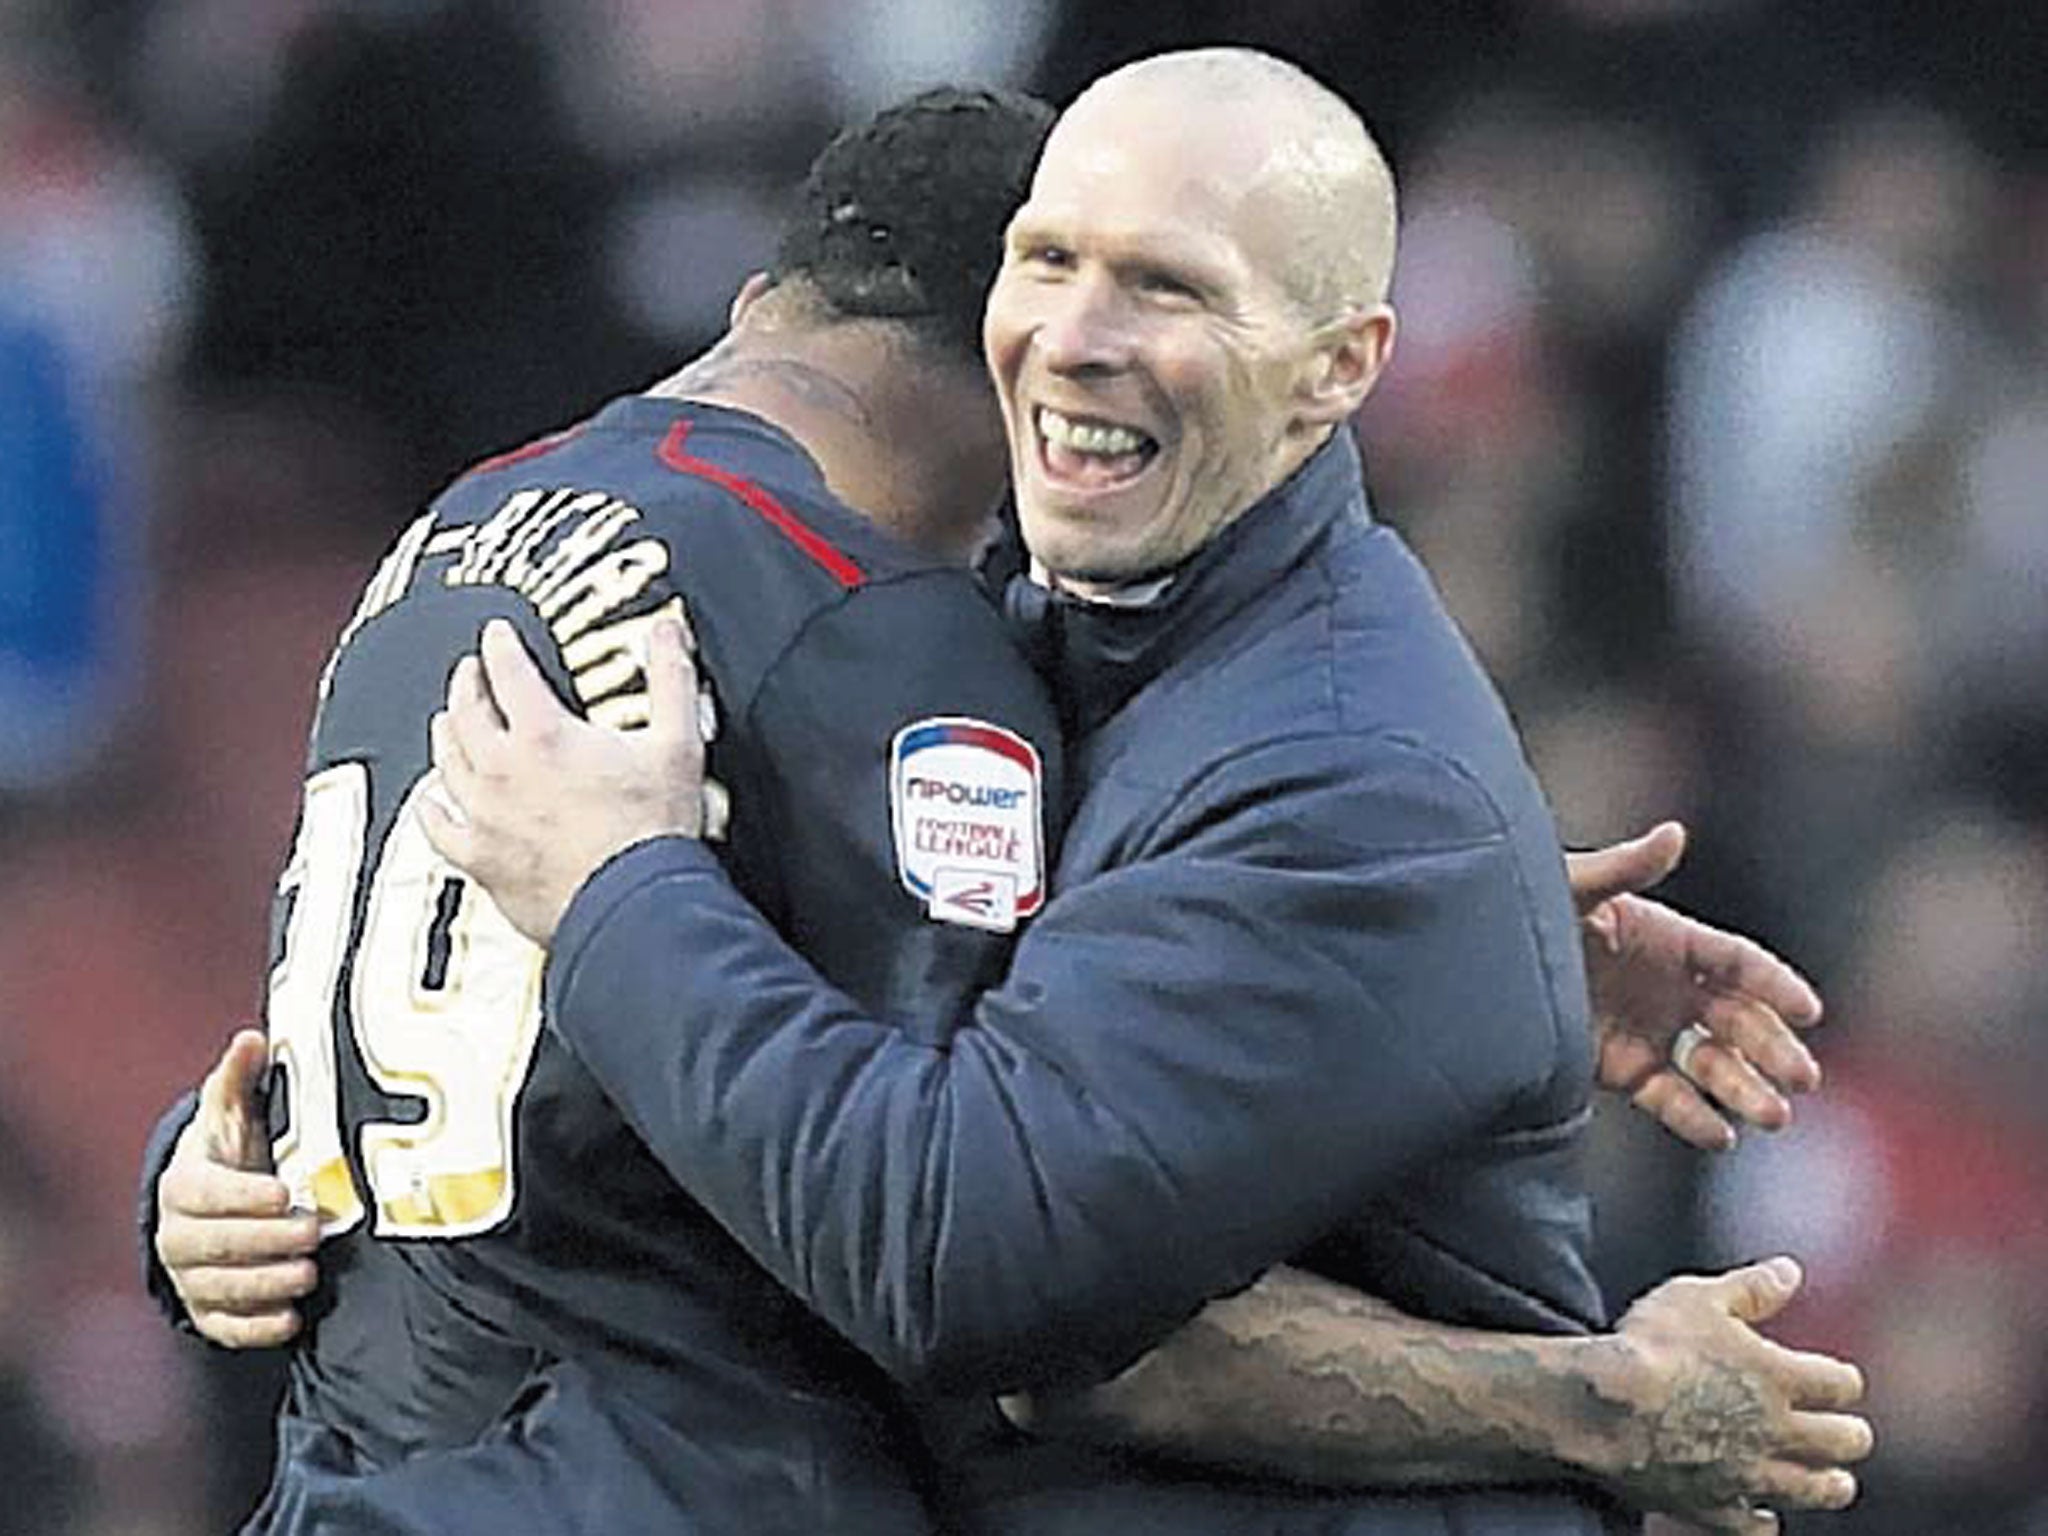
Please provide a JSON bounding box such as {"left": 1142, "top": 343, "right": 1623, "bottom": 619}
{"left": 420, "top": 48, "right": 1866, "bottom": 1536}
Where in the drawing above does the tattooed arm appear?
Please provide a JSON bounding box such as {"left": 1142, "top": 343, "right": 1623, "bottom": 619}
{"left": 1005, "top": 1262, "right": 1872, "bottom": 1534}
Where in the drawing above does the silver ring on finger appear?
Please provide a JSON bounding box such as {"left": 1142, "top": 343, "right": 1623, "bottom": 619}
{"left": 1670, "top": 1021, "right": 1714, "bottom": 1083}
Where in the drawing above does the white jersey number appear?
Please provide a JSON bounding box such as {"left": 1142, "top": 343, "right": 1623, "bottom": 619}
{"left": 268, "top": 762, "right": 544, "bottom": 1240}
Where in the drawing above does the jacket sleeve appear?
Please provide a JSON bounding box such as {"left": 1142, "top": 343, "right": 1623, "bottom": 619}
{"left": 546, "top": 731, "right": 1571, "bottom": 1394}
{"left": 137, "top": 1090, "right": 203, "bottom": 1334}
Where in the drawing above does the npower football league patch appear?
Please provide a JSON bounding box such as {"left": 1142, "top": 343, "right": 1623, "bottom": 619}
{"left": 889, "top": 717, "right": 1045, "bottom": 932}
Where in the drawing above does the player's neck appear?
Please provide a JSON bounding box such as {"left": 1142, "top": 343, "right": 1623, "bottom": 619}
{"left": 653, "top": 345, "right": 871, "bottom": 432}
{"left": 649, "top": 342, "right": 997, "bottom": 567}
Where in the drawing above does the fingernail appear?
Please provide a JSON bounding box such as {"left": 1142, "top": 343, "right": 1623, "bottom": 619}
{"left": 1765, "top": 1255, "right": 1801, "bottom": 1287}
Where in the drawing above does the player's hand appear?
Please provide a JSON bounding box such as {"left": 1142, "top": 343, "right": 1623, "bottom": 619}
{"left": 155, "top": 1029, "right": 321, "bottom": 1348}
{"left": 1592, "top": 1258, "right": 1872, "bottom": 1533}
{"left": 1567, "top": 823, "right": 1823, "bottom": 1151}
{"left": 421, "top": 613, "right": 706, "bottom": 946}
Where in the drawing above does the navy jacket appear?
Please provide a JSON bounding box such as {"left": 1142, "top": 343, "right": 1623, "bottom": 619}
{"left": 545, "top": 432, "right": 1622, "bottom": 1530}
{"left": 946, "top": 440, "right": 1632, "bottom": 1532}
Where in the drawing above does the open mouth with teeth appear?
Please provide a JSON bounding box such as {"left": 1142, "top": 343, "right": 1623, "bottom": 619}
{"left": 1035, "top": 405, "right": 1160, "bottom": 489}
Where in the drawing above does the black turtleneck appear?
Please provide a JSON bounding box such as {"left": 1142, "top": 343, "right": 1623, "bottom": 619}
{"left": 995, "top": 431, "right": 1368, "bottom": 737}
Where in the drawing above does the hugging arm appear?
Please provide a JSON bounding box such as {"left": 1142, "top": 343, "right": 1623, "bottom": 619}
{"left": 1009, "top": 1261, "right": 1869, "bottom": 1533}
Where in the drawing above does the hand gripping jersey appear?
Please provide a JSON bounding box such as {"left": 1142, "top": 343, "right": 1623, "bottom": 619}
{"left": 245, "top": 395, "right": 1062, "bottom": 1533}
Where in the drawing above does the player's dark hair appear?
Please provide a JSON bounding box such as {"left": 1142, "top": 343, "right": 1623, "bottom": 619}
{"left": 774, "top": 86, "right": 1054, "bottom": 357}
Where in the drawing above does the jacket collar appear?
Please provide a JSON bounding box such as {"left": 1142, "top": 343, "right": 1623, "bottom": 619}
{"left": 1000, "top": 428, "right": 1368, "bottom": 736}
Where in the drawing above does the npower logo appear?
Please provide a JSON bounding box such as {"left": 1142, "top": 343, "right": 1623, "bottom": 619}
{"left": 889, "top": 717, "right": 1045, "bottom": 932}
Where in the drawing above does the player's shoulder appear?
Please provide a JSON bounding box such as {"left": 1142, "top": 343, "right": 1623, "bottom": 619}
{"left": 414, "top": 394, "right": 1023, "bottom": 728}
{"left": 443, "top": 397, "right": 937, "bottom": 589}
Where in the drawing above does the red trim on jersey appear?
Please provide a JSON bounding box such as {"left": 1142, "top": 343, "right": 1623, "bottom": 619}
{"left": 466, "top": 423, "right": 589, "bottom": 477}
{"left": 656, "top": 420, "right": 865, "bottom": 589}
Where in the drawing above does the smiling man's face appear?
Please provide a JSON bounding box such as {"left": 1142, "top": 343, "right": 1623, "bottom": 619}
{"left": 982, "top": 86, "right": 1338, "bottom": 593}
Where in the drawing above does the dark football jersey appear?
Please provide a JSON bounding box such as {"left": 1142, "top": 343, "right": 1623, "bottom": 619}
{"left": 257, "top": 395, "right": 1061, "bottom": 1529}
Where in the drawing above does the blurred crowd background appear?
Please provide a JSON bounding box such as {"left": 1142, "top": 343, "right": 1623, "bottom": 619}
{"left": 2, "top": 1, "right": 2043, "bottom": 1532}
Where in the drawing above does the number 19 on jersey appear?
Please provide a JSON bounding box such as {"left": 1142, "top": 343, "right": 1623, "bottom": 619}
{"left": 268, "top": 762, "right": 545, "bottom": 1241}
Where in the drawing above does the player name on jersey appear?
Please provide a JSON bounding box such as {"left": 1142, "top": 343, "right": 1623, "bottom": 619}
{"left": 322, "top": 486, "right": 692, "bottom": 731}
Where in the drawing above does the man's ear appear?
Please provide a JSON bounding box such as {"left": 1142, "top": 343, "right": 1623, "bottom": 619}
{"left": 728, "top": 271, "right": 776, "bottom": 329}
{"left": 1296, "top": 303, "right": 1397, "bottom": 427}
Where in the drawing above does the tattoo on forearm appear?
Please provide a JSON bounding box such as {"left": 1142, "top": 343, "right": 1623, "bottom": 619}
{"left": 1048, "top": 1273, "right": 1612, "bottom": 1488}
{"left": 1034, "top": 1270, "right": 1776, "bottom": 1512}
